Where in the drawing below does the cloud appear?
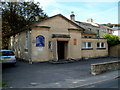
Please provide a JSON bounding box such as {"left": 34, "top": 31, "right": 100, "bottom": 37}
{"left": 35, "top": 0, "right": 57, "bottom": 8}
{"left": 34, "top": 0, "right": 118, "bottom": 24}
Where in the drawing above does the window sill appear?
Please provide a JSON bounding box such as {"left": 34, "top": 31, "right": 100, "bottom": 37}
{"left": 97, "top": 48, "right": 106, "bottom": 50}
{"left": 82, "top": 48, "right": 93, "bottom": 50}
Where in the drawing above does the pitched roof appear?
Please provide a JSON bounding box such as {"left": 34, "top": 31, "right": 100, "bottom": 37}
{"left": 75, "top": 21, "right": 99, "bottom": 28}
{"left": 6, "top": 14, "right": 85, "bottom": 37}
{"left": 83, "top": 29, "right": 96, "bottom": 35}
{"left": 31, "top": 14, "right": 85, "bottom": 31}
{"left": 75, "top": 21, "right": 97, "bottom": 35}
{"left": 97, "top": 24, "right": 110, "bottom": 28}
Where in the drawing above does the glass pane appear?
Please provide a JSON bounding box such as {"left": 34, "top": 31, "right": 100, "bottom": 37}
{"left": 2, "top": 51, "right": 14, "bottom": 56}
{"left": 101, "top": 42, "right": 105, "bottom": 48}
{"left": 82, "top": 42, "right": 86, "bottom": 48}
{"left": 88, "top": 42, "right": 92, "bottom": 48}
{"left": 97, "top": 42, "right": 100, "bottom": 48}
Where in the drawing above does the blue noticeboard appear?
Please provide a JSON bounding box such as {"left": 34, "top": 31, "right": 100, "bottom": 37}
{"left": 36, "top": 35, "right": 45, "bottom": 47}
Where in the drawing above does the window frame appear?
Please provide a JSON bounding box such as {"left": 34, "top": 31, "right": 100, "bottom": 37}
{"left": 88, "top": 28, "right": 91, "bottom": 31}
{"left": 82, "top": 42, "right": 93, "bottom": 49}
{"left": 48, "top": 41, "right": 53, "bottom": 50}
{"left": 97, "top": 42, "right": 105, "bottom": 49}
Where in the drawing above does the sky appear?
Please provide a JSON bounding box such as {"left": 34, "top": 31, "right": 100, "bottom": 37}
{"left": 34, "top": 0, "right": 119, "bottom": 24}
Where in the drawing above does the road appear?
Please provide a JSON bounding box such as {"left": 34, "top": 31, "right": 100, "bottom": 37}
{"left": 79, "top": 78, "right": 120, "bottom": 88}
{"left": 2, "top": 57, "right": 119, "bottom": 88}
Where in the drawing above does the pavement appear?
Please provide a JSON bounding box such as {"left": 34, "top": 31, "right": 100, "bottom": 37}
{"left": 28, "top": 70, "right": 120, "bottom": 88}
{"left": 2, "top": 57, "right": 120, "bottom": 88}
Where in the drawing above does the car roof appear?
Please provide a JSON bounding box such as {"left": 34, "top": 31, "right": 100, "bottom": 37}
{"left": 0, "top": 50, "right": 13, "bottom": 51}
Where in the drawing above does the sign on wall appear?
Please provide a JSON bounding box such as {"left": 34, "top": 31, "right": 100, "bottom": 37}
{"left": 74, "top": 39, "right": 77, "bottom": 45}
{"left": 36, "top": 35, "right": 45, "bottom": 47}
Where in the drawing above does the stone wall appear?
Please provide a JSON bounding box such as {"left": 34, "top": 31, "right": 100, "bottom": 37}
{"left": 109, "top": 44, "right": 120, "bottom": 57}
{"left": 91, "top": 60, "right": 120, "bottom": 75}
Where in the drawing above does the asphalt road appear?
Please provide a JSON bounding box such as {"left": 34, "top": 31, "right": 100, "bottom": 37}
{"left": 2, "top": 57, "right": 119, "bottom": 88}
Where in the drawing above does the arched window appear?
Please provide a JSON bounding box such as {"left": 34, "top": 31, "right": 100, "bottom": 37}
{"left": 36, "top": 35, "right": 45, "bottom": 47}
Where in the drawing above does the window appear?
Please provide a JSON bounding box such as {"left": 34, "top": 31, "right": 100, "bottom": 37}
{"left": 97, "top": 42, "right": 100, "bottom": 48}
{"left": 97, "top": 30, "right": 100, "bottom": 38}
{"left": 82, "top": 42, "right": 86, "bottom": 48}
{"left": 89, "top": 36, "right": 92, "bottom": 38}
{"left": 18, "top": 33, "right": 20, "bottom": 50}
{"left": 88, "top": 42, "right": 92, "bottom": 47}
{"left": 84, "top": 36, "right": 92, "bottom": 38}
{"left": 101, "top": 42, "right": 105, "bottom": 48}
{"left": 48, "top": 41, "right": 52, "bottom": 50}
{"left": 109, "top": 30, "right": 112, "bottom": 34}
{"left": 25, "top": 31, "right": 29, "bottom": 49}
{"left": 88, "top": 28, "right": 91, "bottom": 31}
{"left": 82, "top": 42, "right": 92, "bottom": 49}
{"left": 84, "top": 36, "right": 88, "bottom": 38}
{"left": 2, "top": 51, "right": 14, "bottom": 56}
{"left": 101, "top": 28, "right": 106, "bottom": 32}
{"left": 97, "top": 42, "right": 105, "bottom": 48}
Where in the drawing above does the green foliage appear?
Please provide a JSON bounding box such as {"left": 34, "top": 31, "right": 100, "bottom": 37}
{"left": 106, "top": 23, "right": 113, "bottom": 28}
{"left": 102, "top": 24, "right": 120, "bottom": 28}
{"left": 0, "top": 82, "right": 8, "bottom": 87}
{"left": 2, "top": 2, "right": 47, "bottom": 49}
{"left": 102, "top": 34, "right": 120, "bottom": 47}
{"left": 2, "top": 2, "right": 47, "bottom": 35}
{"left": 102, "top": 23, "right": 113, "bottom": 28}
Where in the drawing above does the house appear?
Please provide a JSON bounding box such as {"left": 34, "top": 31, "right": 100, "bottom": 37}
{"left": 70, "top": 12, "right": 113, "bottom": 38}
{"left": 75, "top": 21, "right": 99, "bottom": 38}
{"left": 9, "top": 14, "right": 108, "bottom": 63}
{"left": 97, "top": 24, "right": 113, "bottom": 37}
{"left": 112, "top": 26, "right": 120, "bottom": 39}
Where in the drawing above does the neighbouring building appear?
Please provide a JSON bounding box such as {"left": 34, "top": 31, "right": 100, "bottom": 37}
{"left": 70, "top": 12, "right": 113, "bottom": 38}
{"left": 112, "top": 26, "right": 120, "bottom": 39}
{"left": 97, "top": 24, "right": 113, "bottom": 37}
{"left": 75, "top": 21, "right": 99, "bottom": 38}
{"left": 9, "top": 14, "right": 108, "bottom": 63}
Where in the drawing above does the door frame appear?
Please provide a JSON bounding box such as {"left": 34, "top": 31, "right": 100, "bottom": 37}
{"left": 57, "top": 41, "right": 68, "bottom": 60}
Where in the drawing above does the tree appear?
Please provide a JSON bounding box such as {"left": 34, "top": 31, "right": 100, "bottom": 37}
{"left": 102, "top": 34, "right": 120, "bottom": 47}
{"left": 106, "top": 23, "right": 113, "bottom": 28}
{"left": 2, "top": 2, "right": 47, "bottom": 49}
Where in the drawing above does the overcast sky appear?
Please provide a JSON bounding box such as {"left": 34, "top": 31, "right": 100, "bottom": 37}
{"left": 35, "top": 0, "right": 119, "bottom": 24}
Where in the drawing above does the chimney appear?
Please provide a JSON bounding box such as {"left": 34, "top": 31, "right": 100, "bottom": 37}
{"left": 87, "top": 18, "right": 93, "bottom": 23}
{"left": 70, "top": 11, "right": 75, "bottom": 21}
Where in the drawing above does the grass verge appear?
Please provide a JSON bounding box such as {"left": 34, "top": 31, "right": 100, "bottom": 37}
{"left": 0, "top": 82, "right": 8, "bottom": 87}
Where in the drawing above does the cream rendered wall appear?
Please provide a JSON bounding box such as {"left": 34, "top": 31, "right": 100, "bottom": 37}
{"left": 68, "top": 30, "right": 82, "bottom": 59}
{"left": 35, "top": 16, "right": 79, "bottom": 33}
{"left": 19, "top": 31, "right": 27, "bottom": 60}
{"left": 81, "top": 38, "right": 108, "bottom": 58}
{"left": 30, "top": 16, "right": 83, "bottom": 62}
{"left": 31, "top": 28, "right": 50, "bottom": 62}
{"left": 9, "top": 31, "right": 31, "bottom": 62}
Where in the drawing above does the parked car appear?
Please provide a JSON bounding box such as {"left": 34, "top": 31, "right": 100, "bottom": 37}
{"left": 0, "top": 50, "right": 16, "bottom": 65}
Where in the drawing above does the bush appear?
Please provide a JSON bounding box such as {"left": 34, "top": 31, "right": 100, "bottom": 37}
{"left": 102, "top": 34, "right": 120, "bottom": 47}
